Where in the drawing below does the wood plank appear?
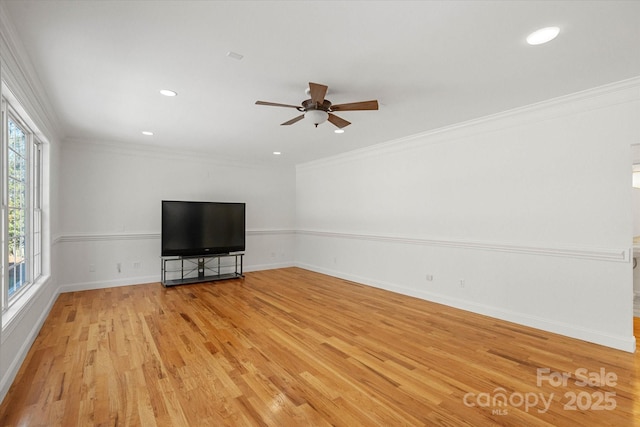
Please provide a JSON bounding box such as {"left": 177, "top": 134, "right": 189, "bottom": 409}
{"left": 0, "top": 267, "right": 639, "bottom": 426}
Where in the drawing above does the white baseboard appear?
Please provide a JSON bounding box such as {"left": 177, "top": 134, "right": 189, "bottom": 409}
{"left": 296, "top": 262, "right": 636, "bottom": 353}
{"left": 57, "top": 262, "right": 296, "bottom": 293}
{"left": 0, "top": 285, "right": 60, "bottom": 402}
{"left": 58, "top": 275, "right": 160, "bottom": 293}
{"left": 244, "top": 261, "right": 294, "bottom": 272}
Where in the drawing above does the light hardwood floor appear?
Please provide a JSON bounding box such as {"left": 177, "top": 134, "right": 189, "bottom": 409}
{"left": 0, "top": 267, "right": 638, "bottom": 426}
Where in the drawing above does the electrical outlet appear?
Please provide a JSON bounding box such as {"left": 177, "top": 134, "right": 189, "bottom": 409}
{"left": 133, "top": 261, "right": 141, "bottom": 269}
{"left": 426, "top": 274, "right": 433, "bottom": 281}
{"left": 460, "top": 279, "right": 465, "bottom": 288}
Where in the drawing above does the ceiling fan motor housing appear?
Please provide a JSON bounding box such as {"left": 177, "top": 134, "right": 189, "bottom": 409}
{"left": 301, "top": 99, "right": 333, "bottom": 112}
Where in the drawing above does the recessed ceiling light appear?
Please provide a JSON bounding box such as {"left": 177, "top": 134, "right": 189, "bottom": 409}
{"left": 142, "top": 131, "right": 154, "bottom": 136}
{"left": 226, "top": 51, "right": 244, "bottom": 60}
{"left": 526, "top": 27, "right": 560, "bottom": 45}
{"left": 159, "top": 89, "right": 177, "bottom": 97}
{"left": 273, "top": 151, "right": 281, "bottom": 155}
{"left": 334, "top": 129, "right": 345, "bottom": 134}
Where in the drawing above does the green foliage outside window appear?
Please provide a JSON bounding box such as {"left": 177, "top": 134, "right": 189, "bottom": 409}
{"left": 7, "top": 119, "right": 27, "bottom": 295}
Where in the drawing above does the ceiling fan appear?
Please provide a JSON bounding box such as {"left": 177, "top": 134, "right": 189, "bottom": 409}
{"left": 255, "top": 82, "right": 378, "bottom": 129}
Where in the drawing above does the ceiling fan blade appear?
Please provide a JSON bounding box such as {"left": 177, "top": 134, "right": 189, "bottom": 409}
{"left": 281, "top": 114, "right": 305, "bottom": 126}
{"left": 331, "top": 100, "right": 379, "bottom": 111}
{"left": 327, "top": 113, "right": 351, "bottom": 129}
{"left": 256, "top": 101, "right": 300, "bottom": 109}
{"left": 309, "top": 82, "right": 328, "bottom": 105}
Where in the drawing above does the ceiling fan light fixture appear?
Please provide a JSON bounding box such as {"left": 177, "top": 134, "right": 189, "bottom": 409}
{"left": 305, "top": 109, "right": 329, "bottom": 127}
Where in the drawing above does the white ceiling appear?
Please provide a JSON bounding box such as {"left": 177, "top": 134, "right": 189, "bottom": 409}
{"left": 3, "top": 0, "right": 640, "bottom": 165}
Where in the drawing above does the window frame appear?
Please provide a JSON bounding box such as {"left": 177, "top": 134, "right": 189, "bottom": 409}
{"left": 1, "top": 92, "right": 44, "bottom": 311}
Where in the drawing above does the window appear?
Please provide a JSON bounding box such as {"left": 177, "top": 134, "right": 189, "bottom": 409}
{"left": 1, "top": 92, "right": 44, "bottom": 310}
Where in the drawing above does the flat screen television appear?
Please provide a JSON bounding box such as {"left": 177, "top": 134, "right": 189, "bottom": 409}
{"left": 161, "top": 200, "right": 245, "bottom": 257}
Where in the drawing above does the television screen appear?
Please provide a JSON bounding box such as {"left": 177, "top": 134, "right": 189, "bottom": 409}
{"left": 161, "top": 201, "right": 245, "bottom": 257}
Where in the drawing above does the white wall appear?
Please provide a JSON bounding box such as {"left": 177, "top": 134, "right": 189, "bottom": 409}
{"left": 634, "top": 188, "right": 640, "bottom": 236}
{"left": 57, "top": 140, "right": 296, "bottom": 292}
{"left": 0, "top": 0, "right": 637, "bottom": 406}
{"left": 296, "top": 79, "right": 640, "bottom": 352}
{"left": 0, "top": 3, "right": 63, "bottom": 400}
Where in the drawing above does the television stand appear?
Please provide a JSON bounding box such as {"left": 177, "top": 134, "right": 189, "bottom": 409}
{"left": 161, "top": 253, "right": 244, "bottom": 287}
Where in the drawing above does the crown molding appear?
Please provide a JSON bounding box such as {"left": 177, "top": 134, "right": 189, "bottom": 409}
{"left": 0, "top": 1, "right": 62, "bottom": 142}
{"left": 62, "top": 137, "right": 291, "bottom": 170}
{"left": 298, "top": 76, "right": 640, "bottom": 171}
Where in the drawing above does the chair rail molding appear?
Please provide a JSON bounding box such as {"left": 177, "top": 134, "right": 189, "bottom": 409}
{"left": 297, "top": 229, "right": 630, "bottom": 263}
{"left": 56, "top": 229, "right": 295, "bottom": 242}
